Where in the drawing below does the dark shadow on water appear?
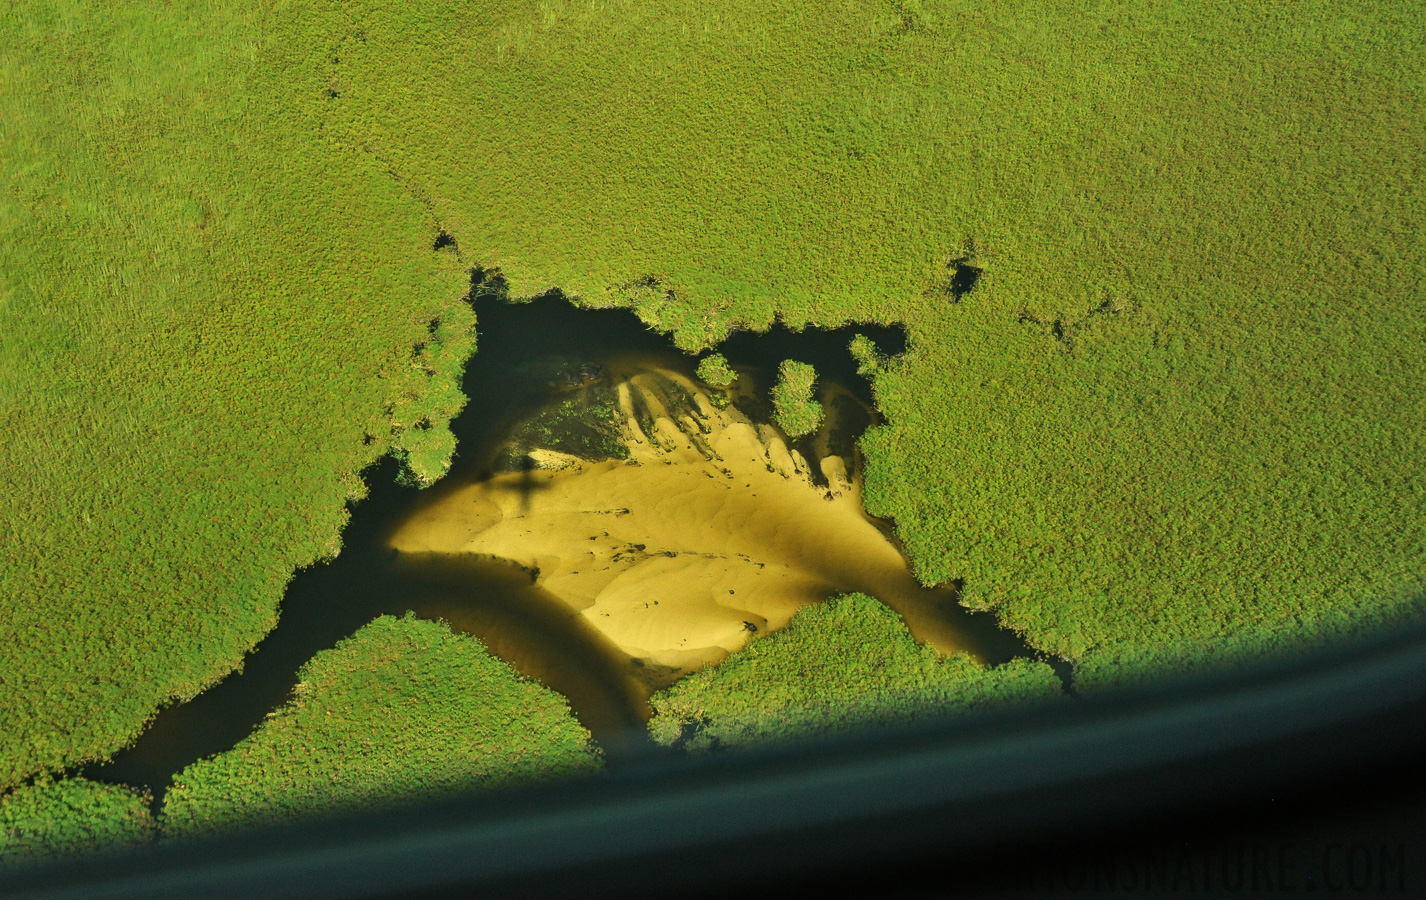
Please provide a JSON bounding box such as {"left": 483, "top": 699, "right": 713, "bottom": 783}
{"left": 933, "top": 580, "right": 1032, "bottom": 668}
{"left": 88, "top": 284, "right": 1048, "bottom": 801}
{"left": 1041, "top": 654, "right": 1079, "bottom": 696}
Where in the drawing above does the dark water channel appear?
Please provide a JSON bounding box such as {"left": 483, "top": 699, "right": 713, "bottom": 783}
{"left": 88, "top": 289, "right": 1040, "bottom": 799}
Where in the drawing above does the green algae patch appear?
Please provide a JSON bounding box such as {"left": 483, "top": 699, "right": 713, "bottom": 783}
{"left": 647, "top": 594, "right": 1061, "bottom": 751}
{"left": 160, "top": 615, "right": 600, "bottom": 836}
{"left": 0, "top": 777, "right": 153, "bottom": 867}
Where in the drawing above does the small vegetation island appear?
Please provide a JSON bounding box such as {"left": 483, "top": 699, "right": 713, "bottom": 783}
{"left": 2, "top": 0, "right": 1423, "bottom": 863}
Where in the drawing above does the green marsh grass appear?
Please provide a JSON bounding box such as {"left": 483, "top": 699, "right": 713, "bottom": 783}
{"left": 695, "top": 352, "right": 736, "bottom": 388}
{"left": 160, "top": 615, "right": 601, "bottom": 836}
{"left": 0, "top": 0, "right": 476, "bottom": 788}
{"left": 2, "top": 0, "right": 1423, "bottom": 812}
{"left": 0, "top": 776, "right": 153, "bottom": 866}
{"left": 648, "top": 594, "right": 1062, "bottom": 750}
{"left": 331, "top": 0, "right": 1425, "bottom": 681}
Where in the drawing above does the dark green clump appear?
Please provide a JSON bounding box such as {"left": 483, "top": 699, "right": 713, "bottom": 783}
{"left": 648, "top": 594, "right": 1061, "bottom": 751}
{"left": 161, "top": 615, "right": 601, "bottom": 836}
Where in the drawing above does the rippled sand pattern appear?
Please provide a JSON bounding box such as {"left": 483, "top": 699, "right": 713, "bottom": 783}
{"left": 391, "top": 364, "right": 983, "bottom": 684}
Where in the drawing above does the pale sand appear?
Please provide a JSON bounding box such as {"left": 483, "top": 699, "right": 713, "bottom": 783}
{"left": 390, "top": 365, "right": 973, "bottom": 683}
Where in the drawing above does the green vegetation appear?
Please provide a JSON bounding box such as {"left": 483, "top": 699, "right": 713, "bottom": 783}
{"left": 3, "top": 0, "right": 1423, "bottom": 814}
{"left": 0, "top": 0, "right": 477, "bottom": 790}
{"left": 1, "top": 777, "right": 153, "bottom": 867}
{"left": 771, "top": 360, "right": 824, "bottom": 438}
{"left": 161, "top": 615, "right": 600, "bottom": 836}
{"left": 649, "top": 594, "right": 1061, "bottom": 750}
{"left": 696, "top": 353, "right": 737, "bottom": 388}
{"left": 310, "top": 0, "right": 1423, "bottom": 680}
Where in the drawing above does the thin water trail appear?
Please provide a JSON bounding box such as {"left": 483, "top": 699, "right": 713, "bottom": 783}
{"left": 87, "top": 293, "right": 1042, "bottom": 800}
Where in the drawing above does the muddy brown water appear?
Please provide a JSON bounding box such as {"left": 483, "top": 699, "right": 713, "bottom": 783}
{"left": 88, "top": 292, "right": 1044, "bottom": 798}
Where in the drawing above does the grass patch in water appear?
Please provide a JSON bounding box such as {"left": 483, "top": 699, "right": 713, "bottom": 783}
{"left": 647, "top": 594, "right": 1062, "bottom": 751}
{"left": 771, "top": 360, "right": 824, "bottom": 438}
{"left": 696, "top": 353, "right": 737, "bottom": 388}
{"left": 160, "top": 614, "right": 600, "bottom": 836}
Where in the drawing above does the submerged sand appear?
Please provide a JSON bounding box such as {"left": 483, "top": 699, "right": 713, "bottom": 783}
{"left": 389, "top": 363, "right": 978, "bottom": 688}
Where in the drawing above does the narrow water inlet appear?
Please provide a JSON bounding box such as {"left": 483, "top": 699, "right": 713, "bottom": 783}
{"left": 88, "top": 293, "right": 1042, "bottom": 798}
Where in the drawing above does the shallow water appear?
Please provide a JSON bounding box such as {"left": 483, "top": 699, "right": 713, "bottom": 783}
{"left": 88, "top": 292, "right": 1037, "bottom": 797}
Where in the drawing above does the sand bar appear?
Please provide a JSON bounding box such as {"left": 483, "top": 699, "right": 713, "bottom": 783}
{"left": 389, "top": 364, "right": 982, "bottom": 683}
